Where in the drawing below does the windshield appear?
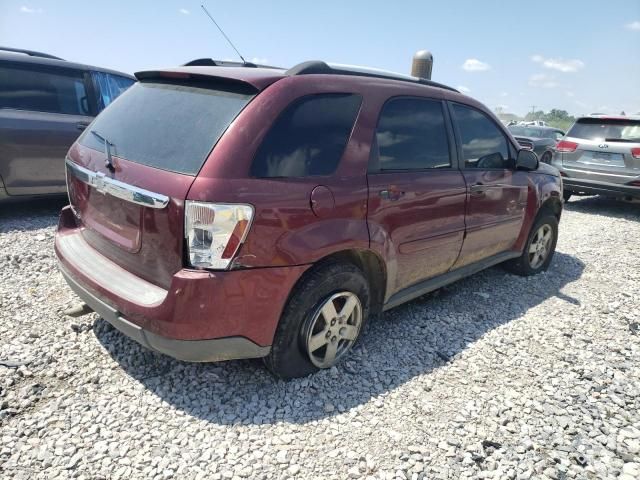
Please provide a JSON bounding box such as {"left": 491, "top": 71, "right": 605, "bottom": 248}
{"left": 79, "top": 81, "right": 254, "bottom": 175}
{"left": 568, "top": 118, "right": 640, "bottom": 142}
{"left": 508, "top": 126, "right": 544, "bottom": 138}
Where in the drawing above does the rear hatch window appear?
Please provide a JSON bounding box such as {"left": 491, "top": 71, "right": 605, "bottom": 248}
{"left": 568, "top": 118, "right": 640, "bottom": 143}
{"left": 78, "top": 81, "right": 254, "bottom": 175}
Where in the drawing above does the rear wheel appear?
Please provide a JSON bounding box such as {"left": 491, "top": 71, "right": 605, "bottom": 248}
{"left": 562, "top": 190, "right": 572, "bottom": 202}
{"left": 504, "top": 214, "right": 558, "bottom": 276}
{"left": 541, "top": 152, "right": 552, "bottom": 164}
{"left": 264, "top": 262, "right": 370, "bottom": 379}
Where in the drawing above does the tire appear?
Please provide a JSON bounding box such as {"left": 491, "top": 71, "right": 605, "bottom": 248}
{"left": 264, "top": 262, "right": 370, "bottom": 379}
{"left": 504, "top": 213, "right": 558, "bottom": 276}
{"left": 562, "top": 190, "right": 572, "bottom": 202}
{"left": 541, "top": 152, "right": 552, "bottom": 164}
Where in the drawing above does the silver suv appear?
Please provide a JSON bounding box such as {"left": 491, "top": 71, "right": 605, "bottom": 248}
{"left": 552, "top": 115, "right": 640, "bottom": 201}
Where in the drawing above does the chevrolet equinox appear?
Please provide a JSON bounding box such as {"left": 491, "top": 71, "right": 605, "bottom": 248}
{"left": 55, "top": 59, "right": 563, "bottom": 378}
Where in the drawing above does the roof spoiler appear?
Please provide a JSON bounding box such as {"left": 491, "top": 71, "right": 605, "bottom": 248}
{"left": 134, "top": 69, "right": 260, "bottom": 94}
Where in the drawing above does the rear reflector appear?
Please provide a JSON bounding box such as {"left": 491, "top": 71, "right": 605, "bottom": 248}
{"left": 556, "top": 140, "right": 578, "bottom": 153}
{"left": 632, "top": 147, "right": 640, "bottom": 159}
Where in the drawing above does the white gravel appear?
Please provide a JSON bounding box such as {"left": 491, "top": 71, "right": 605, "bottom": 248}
{"left": 0, "top": 196, "right": 639, "bottom": 480}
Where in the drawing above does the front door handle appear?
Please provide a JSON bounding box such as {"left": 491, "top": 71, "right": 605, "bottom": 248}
{"left": 77, "top": 122, "right": 90, "bottom": 131}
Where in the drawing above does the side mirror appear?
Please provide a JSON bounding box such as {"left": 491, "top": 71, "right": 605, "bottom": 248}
{"left": 516, "top": 149, "right": 539, "bottom": 171}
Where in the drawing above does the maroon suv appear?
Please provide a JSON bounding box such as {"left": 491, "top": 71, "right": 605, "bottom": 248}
{"left": 55, "top": 60, "right": 562, "bottom": 378}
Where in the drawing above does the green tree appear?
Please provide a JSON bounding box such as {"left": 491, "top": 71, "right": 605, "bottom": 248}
{"left": 524, "top": 109, "right": 575, "bottom": 132}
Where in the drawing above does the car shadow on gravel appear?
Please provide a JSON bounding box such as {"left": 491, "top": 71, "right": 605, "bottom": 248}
{"left": 0, "top": 197, "right": 67, "bottom": 232}
{"left": 94, "top": 251, "right": 584, "bottom": 426}
{"left": 564, "top": 196, "right": 640, "bottom": 221}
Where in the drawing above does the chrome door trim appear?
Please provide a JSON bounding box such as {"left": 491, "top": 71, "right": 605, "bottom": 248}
{"left": 65, "top": 158, "right": 169, "bottom": 209}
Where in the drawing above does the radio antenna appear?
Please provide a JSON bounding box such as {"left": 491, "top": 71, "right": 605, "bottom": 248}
{"left": 200, "top": 4, "right": 247, "bottom": 64}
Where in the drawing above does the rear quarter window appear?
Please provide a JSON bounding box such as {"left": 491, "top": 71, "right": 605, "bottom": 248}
{"left": 92, "top": 71, "right": 135, "bottom": 110}
{"left": 250, "top": 94, "right": 362, "bottom": 178}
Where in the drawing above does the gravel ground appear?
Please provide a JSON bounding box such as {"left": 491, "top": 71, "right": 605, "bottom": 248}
{"left": 0, "top": 196, "right": 639, "bottom": 480}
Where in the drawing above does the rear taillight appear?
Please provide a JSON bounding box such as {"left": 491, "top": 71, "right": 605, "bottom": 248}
{"left": 632, "top": 147, "right": 640, "bottom": 159}
{"left": 185, "top": 201, "right": 254, "bottom": 270}
{"left": 556, "top": 140, "right": 578, "bottom": 153}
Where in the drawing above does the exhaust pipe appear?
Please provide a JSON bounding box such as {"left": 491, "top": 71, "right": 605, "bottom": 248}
{"left": 411, "top": 50, "right": 433, "bottom": 80}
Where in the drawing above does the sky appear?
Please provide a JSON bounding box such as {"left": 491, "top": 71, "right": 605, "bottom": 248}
{"left": 1, "top": 0, "right": 639, "bottom": 117}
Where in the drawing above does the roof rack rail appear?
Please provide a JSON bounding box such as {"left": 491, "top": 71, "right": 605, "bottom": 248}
{"left": 285, "top": 61, "right": 459, "bottom": 92}
{"left": 0, "top": 46, "right": 64, "bottom": 61}
{"left": 183, "top": 58, "right": 283, "bottom": 70}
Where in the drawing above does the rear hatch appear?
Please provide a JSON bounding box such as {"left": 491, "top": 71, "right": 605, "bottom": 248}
{"left": 513, "top": 136, "right": 535, "bottom": 151}
{"left": 66, "top": 74, "right": 257, "bottom": 289}
{"left": 560, "top": 117, "right": 640, "bottom": 184}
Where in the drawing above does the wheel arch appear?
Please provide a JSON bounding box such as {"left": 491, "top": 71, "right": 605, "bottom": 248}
{"left": 286, "top": 248, "right": 387, "bottom": 316}
{"left": 539, "top": 196, "right": 562, "bottom": 220}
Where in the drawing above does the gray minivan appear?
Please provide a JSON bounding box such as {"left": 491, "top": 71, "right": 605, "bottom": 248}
{"left": 0, "top": 47, "right": 135, "bottom": 201}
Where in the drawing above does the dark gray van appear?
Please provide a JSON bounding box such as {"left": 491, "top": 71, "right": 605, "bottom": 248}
{"left": 0, "top": 47, "right": 135, "bottom": 201}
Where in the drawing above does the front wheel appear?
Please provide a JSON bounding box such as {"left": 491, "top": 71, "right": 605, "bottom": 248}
{"left": 562, "top": 190, "right": 572, "bottom": 202}
{"left": 264, "top": 262, "right": 370, "bottom": 379}
{"left": 504, "top": 214, "right": 558, "bottom": 276}
{"left": 541, "top": 152, "right": 552, "bottom": 164}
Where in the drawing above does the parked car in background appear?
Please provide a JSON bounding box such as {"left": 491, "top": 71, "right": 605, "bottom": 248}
{"left": 552, "top": 115, "right": 640, "bottom": 201}
{"left": 0, "top": 47, "right": 135, "bottom": 201}
{"left": 55, "top": 57, "right": 562, "bottom": 378}
{"left": 521, "top": 120, "right": 548, "bottom": 127}
{"left": 508, "top": 125, "right": 565, "bottom": 163}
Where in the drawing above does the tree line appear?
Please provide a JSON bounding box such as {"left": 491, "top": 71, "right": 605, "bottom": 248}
{"left": 524, "top": 109, "right": 575, "bottom": 132}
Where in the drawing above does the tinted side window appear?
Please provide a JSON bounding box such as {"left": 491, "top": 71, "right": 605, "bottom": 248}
{"left": 452, "top": 104, "right": 511, "bottom": 169}
{"left": 0, "top": 65, "right": 90, "bottom": 115}
{"left": 92, "top": 71, "right": 135, "bottom": 110}
{"left": 251, "top": 94, "right": 361, "bottom": 177}
{"left": 374, "top": 97, "right": 451, "bottom": 171}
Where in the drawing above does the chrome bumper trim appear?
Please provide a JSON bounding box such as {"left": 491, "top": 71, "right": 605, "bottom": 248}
{"left": 65, "top": 158, "right": 169, "bottom": 209}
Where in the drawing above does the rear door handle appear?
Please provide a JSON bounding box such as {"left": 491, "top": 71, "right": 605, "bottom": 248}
{"left": 470, "top": 183, "right": 486, "bottom": 196}
{"left": 77, "top": 122, "right": 89, "bottom": 131}
{"left": 379, "top": 189, "right": 405, "bottom": 201}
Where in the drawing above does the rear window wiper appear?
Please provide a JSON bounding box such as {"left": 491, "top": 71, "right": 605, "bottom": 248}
{"left": 91, "top": 130, "right": 115, "bottom": 171}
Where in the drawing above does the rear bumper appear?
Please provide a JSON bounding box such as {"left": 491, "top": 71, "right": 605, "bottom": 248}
{"left": 55, "top": 206, "right": 309, "bottom": 362}
{"left": 59, "top": 265, "right": 270, "bottom": 362}
{"left": 562, "top": 177, "right": 640, "bottom": 198}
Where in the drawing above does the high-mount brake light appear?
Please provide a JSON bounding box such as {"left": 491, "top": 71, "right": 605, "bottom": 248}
{"left": 185, "top": 202, "right": 254, "bottom": 270}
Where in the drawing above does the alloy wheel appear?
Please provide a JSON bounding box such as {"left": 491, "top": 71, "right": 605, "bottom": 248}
{"left": 303, "top": 291, "right": 362, "bottom": 369}
{"left": 528, "top": 224, "right": 553, "bottom": 269}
